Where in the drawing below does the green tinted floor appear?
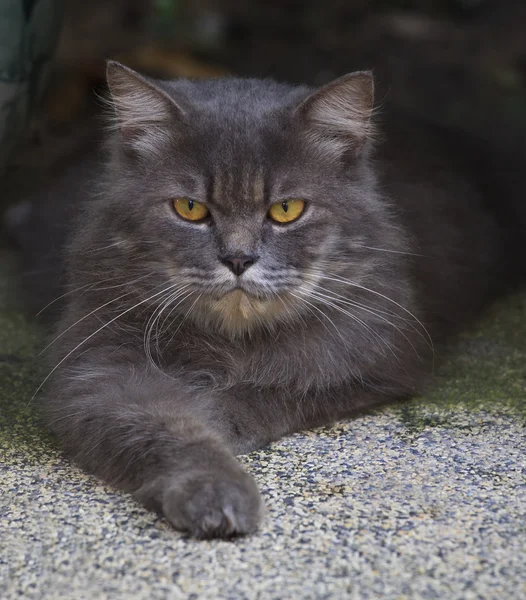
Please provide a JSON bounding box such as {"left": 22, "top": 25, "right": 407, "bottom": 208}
{"left": 1, "top": 257, "right": 525, "bottom": 600}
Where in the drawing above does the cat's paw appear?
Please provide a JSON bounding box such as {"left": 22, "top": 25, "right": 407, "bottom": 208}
{"left": 162, "top": 470, "right": 264, "bottom": 539}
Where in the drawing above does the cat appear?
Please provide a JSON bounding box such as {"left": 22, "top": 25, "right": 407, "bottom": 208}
{"left": 5, "top": 61, "right": 525, "bottom": 538}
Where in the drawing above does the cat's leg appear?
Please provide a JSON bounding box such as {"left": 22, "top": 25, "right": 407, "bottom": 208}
{"left": 45, "top": 356, "right": 263, "bottom": 538}
{"left": 219, "top": 382, "right": 407, "bottom": 456}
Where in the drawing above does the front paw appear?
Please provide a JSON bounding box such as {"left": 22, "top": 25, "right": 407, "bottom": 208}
{"left": 162, "top": 469, "right": 264, "bottom": 539}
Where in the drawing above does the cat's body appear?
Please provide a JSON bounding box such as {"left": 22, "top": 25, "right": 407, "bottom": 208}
{"left": 5, "top": 64, "right": 525, "bottom": 537}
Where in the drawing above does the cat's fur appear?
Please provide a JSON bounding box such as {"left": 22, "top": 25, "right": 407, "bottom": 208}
{"left": 6, "top": 62, "right": 525, "bottom": 538}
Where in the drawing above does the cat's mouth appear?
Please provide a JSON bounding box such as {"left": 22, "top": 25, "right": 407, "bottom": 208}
{"left": 193, "top": 285, "right": 294, "bottom": 337}
{"left": 202, "top": 280, "right": 279, "bottom": 302}
{"left": 233, "top": 281, "right": 271, "bottom": 299}
{"left": 202, "top": 288, "right": 291, "bottom": 333}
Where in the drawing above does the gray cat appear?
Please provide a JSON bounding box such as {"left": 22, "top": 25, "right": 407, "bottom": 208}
{"left": 7, "top": 62, "right": 525, "bottom": 538}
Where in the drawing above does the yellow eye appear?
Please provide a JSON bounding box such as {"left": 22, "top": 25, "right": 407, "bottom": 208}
{"left": 268, "top": 199, "right": 305, "bottom": 224}
{"left": 173, "top": 198, "right": 209, "bottom": 221}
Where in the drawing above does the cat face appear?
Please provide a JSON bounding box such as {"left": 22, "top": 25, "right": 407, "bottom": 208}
{"left": 91, "top": 64, "right": 382, "bottom": 336}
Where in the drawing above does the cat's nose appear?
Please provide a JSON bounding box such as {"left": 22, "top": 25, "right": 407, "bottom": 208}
{"left": 220, "top": 254, "right": 258, "bottom": 277}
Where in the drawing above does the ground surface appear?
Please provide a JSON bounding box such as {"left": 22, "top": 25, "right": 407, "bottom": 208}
{"left": 0, "top": 255, "right": 525, "bottom": 600}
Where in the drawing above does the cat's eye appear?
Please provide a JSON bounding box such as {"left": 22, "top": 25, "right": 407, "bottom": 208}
{"left": 268, "top": 199, "right": 305, "bottom": 224}
{"left": 173, "top": 198, "right": 209, "bottom": 222}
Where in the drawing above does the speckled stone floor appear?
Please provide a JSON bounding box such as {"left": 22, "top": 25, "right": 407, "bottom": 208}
{"left": 1, "top": 257, "right": 525, "bottom": 600}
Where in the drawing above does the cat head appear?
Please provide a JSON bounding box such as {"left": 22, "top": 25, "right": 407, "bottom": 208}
{"left": 79, "top": 62, "right": 393, "bottom": 337}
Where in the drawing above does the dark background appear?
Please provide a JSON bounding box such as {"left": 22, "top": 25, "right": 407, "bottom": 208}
{"left": 3, "top": 0, "right": 526, "bottom": 202}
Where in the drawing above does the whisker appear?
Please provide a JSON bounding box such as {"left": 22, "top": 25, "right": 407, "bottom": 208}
{"left": 143, "top": 289, "right": 178, "bottom": 369}
{"left": 297, "top": 288, "right": 396, "bottom": 360}
{"left": 311, "top": 281, "right": 405, "bottom": 320}
{"left": 277, "top": 295, "right": 308, "bottom": 330}
{"left": 144, "top": 285, "right": 192, "bottom": 369}
{"left": 307, "top": 288, "right": 418, "bottom": 361}
{"left": 319, "top": 271, "right": 434, "bottom": 355}
{"left": 75, "top": 240, "right": 131, "bottom": 255}
{"left": 290, "top": 292, "right": 350, "bottom": 350}
{"left": 39, "top": 272, "right": 157, "bottom": 354}
{"left": 290, "top": 292, "right": 368, "bottom": 383}
{"left": 359, "top": 246, "right": 429, "bottom": 258}
{"left": 40, "top": 290, "right": 136, "bottom": 355}
{"left": 36, "top": 282, "right": 96, "bottom": 316}
{"left": 36, "top": 271, "right": 156, "bottom": 316}
{"left": 74, "top": 239, "right": 161, "bottom": 255}
{"left": 157, "top": 289, "right": 195, "bottom": 337}
{"left": 92, "top": 272, "right": 156, "bottom": 292}
{"left": 311, "top": 284, "right": 425, "bottom": 352}
{"left": 161, "top": 291, "right": 201, "bottom": 349}
{"left": 31, "top": 282, "right": 182, "bottom": 402}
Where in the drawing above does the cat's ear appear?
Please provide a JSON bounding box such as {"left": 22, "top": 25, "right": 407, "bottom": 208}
{"left": 106, "top": 61, "right": 185, "bottom": 154}
{"left": 296, "top": 71, "right": 375, "bottom": 158}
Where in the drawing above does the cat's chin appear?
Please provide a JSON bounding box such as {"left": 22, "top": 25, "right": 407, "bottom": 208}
{"left": 195, "top": 289, "right": 292, "bottom": 337}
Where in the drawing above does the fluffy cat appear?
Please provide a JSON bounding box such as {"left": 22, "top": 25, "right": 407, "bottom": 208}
{"left": 6, "top": 62, "right": 525, "bottom": 538}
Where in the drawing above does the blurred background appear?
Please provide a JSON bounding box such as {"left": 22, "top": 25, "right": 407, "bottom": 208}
{"left": 1, "top": 0, "right": 525, "bottom": 204}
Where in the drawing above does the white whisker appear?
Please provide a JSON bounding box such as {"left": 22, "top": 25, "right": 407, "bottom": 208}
{"left": 322, "top": 271, "right": 434, "bottom": 355}
{"left": 168, "top": 292, "right": 202, "bottom": 343}
{"left": 32, "top": 282, "right": 182, "bottom": 401}
{"left": 298, "top": 288, "right": 396, "bottom": 360}
{"left": 39, "top": 272, "right": 157, "bottom": 354}
{"left": 310, "top": 285, "right": 423, "bottom": 359}
{"left": 36, "top": 282, "right": 96, "bottom": 316}
{"left": 359, "top": 246, "right": 429, "bottom": 258}
{"left": 290, "top": 291, "right": 350, "bottom": 350}
{"left": 143, "top": 285, "right": 192, "bottom": 370}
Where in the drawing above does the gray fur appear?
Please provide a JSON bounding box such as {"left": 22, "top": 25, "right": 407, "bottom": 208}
{"left": 12, "top": 63, "right": 525, "bottom": 538}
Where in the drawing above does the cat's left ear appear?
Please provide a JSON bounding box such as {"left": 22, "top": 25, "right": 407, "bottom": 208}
{"left": 106, "top": 61, "right": 185, "bottom": 154}
{"left": 296, "top": 71, "right": 375, "bottom": 158}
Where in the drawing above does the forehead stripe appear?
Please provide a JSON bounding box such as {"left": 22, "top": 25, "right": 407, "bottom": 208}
{"left": 253, "top": 167, "right": 265, "bottom": 204}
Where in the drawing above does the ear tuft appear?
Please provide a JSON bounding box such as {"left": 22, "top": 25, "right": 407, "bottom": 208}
{"left": 106, "top": 61, "right": 184, "bottom": 154}
{"left": 297, "top": 71, "right": 375, "bottom": 157}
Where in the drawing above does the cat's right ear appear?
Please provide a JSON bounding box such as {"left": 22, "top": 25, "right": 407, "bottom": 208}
{"left": 106, "top": 61, "right": 185, "bottom": 154}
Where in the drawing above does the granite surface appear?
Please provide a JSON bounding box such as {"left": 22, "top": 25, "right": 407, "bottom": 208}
{"left": 1, "top": 257, "right": 525, "bottom": 600}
